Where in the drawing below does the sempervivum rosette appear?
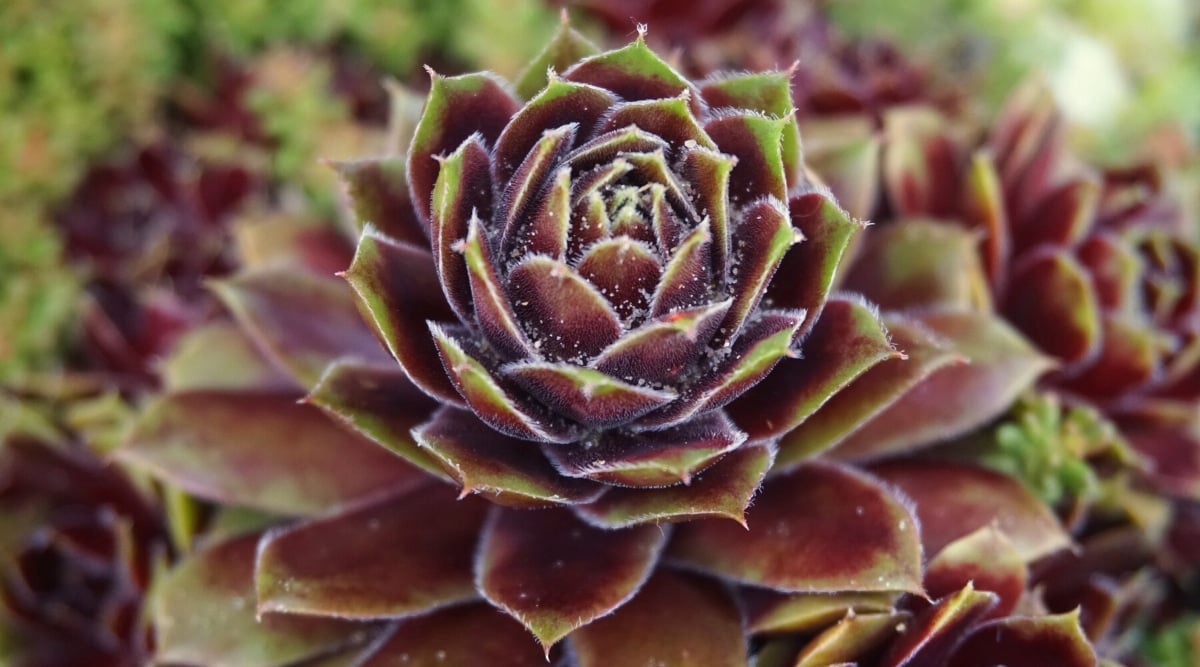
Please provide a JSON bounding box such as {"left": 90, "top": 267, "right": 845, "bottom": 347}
{"left": 330, "top": 24, "right": 882, "bottom": 513}
{"left": 111, "top": 26, "right": 1075, "bottom": 665}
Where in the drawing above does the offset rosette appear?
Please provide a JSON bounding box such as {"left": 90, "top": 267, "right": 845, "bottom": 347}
{"left": 337, "top": 29, "right": 871, "bottom": 507}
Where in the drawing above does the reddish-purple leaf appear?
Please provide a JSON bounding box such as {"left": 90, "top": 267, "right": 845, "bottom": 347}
{"left": 476, "top": 507, "right": 668, "bottom": 650}
{"left": 460, "top": 217, "right": 535, "bottom": 360}
{"left": 213, "top": 267, "right": 390, "bottom": 388}
{"left": 831, "top": 309, "right": 1052, "bottom": 460}
{"left": 947, "top": 611, "right": 1097, "bottom": 667}
{"left": 307, "top": 360, "right": 447, "bottom": 481}
{"left": 569, "top": 571, "right": 745, "bottom": 667}
{"left": 519, "top": 166, "right": 571, "bottom": 259}
{"left": 728, "top": 297, "right": 898, "bottom": 440}
{"left": 1076, "top": 233, "right": 1144, "bottom": 311}
{"left": 502, "top": 361, "right": 676, "bottom": 428}
{"left": 620, "top": 149, "right": 698, "bottom": 218}
{"left": 869, "top": 461, "right": 1071, "bottom": 562}
{"left": 576, "top": 236, "right": 662, "bottom": 321}
{"left": 413, "top": 407, "right": 602, "bottom": 507}
{"left": 882, "top": 107, "right": 964, "bottom": 219}
{"left": 879, "top": 583, "right": 998, "bottom": 667}
{"left": 799, "top": 116, "right": 880, "bottom": 221}
{"left": 669, "top": 461, "right": 923, "bottom": 594}
{"left": 356, "top": 604, "right": 547, "bottom": 667}
{"left": 161, "top": 321, "right": 294, "bottom": 393}
{"left": 925, "top": 527, "right": 1028, "bottom": 620}
{"left": 705, "top": 111, "right": 788, "bottom": 206}
{"left": 574, "top": 442, "right": 774, "bottom": 528}
{"left": 1057, "top": 315, "right": 1163, "bottom": 399}
{"left": 593, "top": 300, "right": 730, "bottom": 385}
{"left": 794, "top": 611, "right": 910, "bottom": 667}
{"left": 515, "top": 17, "right": 600, "bottom": 99}
{"left": 409, "top": 72, "right": 519, "bottom": 223}
{"left": 543, "top": 411, "right": 745, "bottom": 487}
{"left": 961, "top": 151, "right": 1010, "bottom": 289}
{"left": 565, "top": 126, "right": 668, "bottom": 173}
{"left": 699, "top": 69, "right": 801, "bottom": 182}
{"left": 333, "top": 157, "right": 426, "bottom": 246}
{"left": 842, "top": 221, "right": 991, "bottom": 312}
{"left": 744, "top": 589, "right": 899, "bottom": 635}
{"left": 492, "top": 79, "right": 614, "bottom": 184}
{"left": 599, "top": 97, "right": 716, "bottom": 154}
{"left": 648, "top": 221, "right": 713, "bottom": 317}
{"left": 1012, "top": 178, "right": 1098, "bottom": 253}
{"left": 343, "top": 229, "right": 461, "bottom": 405}
{"left": 498, "top": 125, "right": 576, "bottom": 253}
{"left": 774, "top": 313, "right": 961, "bottom": 471}
{"left": 255, "top": 485, "right": 486, "bottom": 619}
{"left": 1002, "top": 249, "right": 1102, "bottom": 364}
{"left": 152, "top": 533, "right": 368, "bottom": 667}
{"left": 508, "top": 255, "right": 622, "bottom": 361}
{"left": 564, "top": 36, "right": 699, "bottom": 112}
{"left": 121, "top": 392, "right": 425, "bottom": 516}
{"left": 678, "top": 145, "right": 735, "bottom": 280}
{"left": 766, "top": 192, "right": 866, "bottom": 339}
{"left": 430, "top": 134, "right": 492, "bottom": 321}
{"left": 429, "top": 324, "right": 576, "bottom": 443}
{"left": 720, "top": 196, "right": 795, "bottom": 341}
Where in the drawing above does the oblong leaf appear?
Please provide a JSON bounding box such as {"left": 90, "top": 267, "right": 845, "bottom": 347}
{"left": 743, "top": 589, "right": 899, "bottom": 635}
{"left": 493, "top": 79, "right": 614, "bottom": 184}
{"left": 343, "top": 229, "right": 461, "bottom": 404}
{"left": 1002, "top": 250, "right": 1101, "bottom": 365}
{"left": 925, "top": 526, "right": 1027, "bottom": 620}
{"left": 356, "top": 604, "right": 547, "bottom": 667}
{"left": 502, "top": 361, "right": 676, "bottom": 429}
{"left": 334, "top": 157, "right": 426, "bottom": 246}
{"left": 879, "top": 583, "right": 998, "bottom": 667}
{"left": 795, "top": 611, "right": 909, "bottom": 667}
{"left": 947, "top": 611, "right": 1097, "bottom": 667}
{"left": 413, "top": 407, "right": 602, "bottom": 507}
{"left": 570, "top": 571, "right": 745, "bottom": 667}
{"left": 668, "top": 461, "right": 923, "bottom": 594}
{"left": 705, "top": 111, "right": 788, "bottom": 206}
{"left": 476, "top": 507, "right": 668, "bottom": 651}
{"left": 564, "top": 36, "right": 698, "bottom": 111}
{"left": 508, "top": 255, "right": 622, "bottom": 361}
{"left": 213, "top": 267, "right": 390, "bottom": 388}
{"left": 121, "top": 392, "right": 424, "bottom": 516}
{"left": 593, "top": 300, "right": 731, "bottom": 385}
{"left": 256, "top": 485, "right": 487, "bottom": 619}
{"left": 869, "top": 460, "right": 1071, "bottom": 562}
{"left": 152, "top": 533, "right": 366, "bottom": 667}
{"left": 429, "top": 134, "right": 492, "bottom": 321}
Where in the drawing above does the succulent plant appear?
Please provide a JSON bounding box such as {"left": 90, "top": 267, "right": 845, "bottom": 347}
{"left": 0, "top": 438, "right": 166, "bottom": 667}
{"left": 107, "top": 25, "right": 1075, "bottom": 663}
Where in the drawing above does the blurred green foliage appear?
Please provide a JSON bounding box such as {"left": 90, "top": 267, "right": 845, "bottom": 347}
{"left": 828, "top": 0, "right": 1200, "bottom": 161}
{"left": 1140, "top": 615, "right": 1200, "bottom": 667}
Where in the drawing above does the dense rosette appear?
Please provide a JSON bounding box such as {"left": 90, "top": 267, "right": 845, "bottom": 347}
{"left": 336, "top": 29, "right": 879, "bottom": 502}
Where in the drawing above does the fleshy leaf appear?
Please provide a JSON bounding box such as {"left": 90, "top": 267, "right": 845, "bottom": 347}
{"left": 429, "top": 324, "right": 575, "bottom": 443}
{"left": 574, "top": 442, "right": 774, "bottom": 528}
{"left": 843, "top": 220, "right": 991, "bottom": 312}
{"left": 728, "top": 296, "right": 898, "bottom": 440}
{"left": 429, "top": 134, "right": 491, "bottom": 321}
{"left": 774, "top": 314, "right": 961, "bottom": 471}
{"left": 648, "top": 221, "right": 713, "bottom": 317}
{"left": 601, "top": 96, "right": 718, "bottom": 154}
{"left": 767, "top": 192, "right": 866, "bottom": 338}
{"left": 307, "top": 360, "right": 447, "bottom": 481}
{"left": 152, "top": 533, "right": 367, "bottom": 667}
{"left": 1057, "top": 314, "right": 1164, "bottom": 399}
{"left": 883, "top": 107, "right": 963, "bottom": 219}
{"left": 947, "top": 611, "right": 1097, "bottom": 667}
{"left": 669, "top": 461, "right": 923, "bottom": 593}
{"left": 1003, "top": 250, "right": 1102, "bottom": 364}
{"left": 800, "top": 116, "right": 880, "bottom": 221}
{"left": 502, "top": 361, "right": 676, "bottom": 428}
{"left": 705, "top": 112, "right": 789, "bottom": 206}
{"left": 498, "top": 125, "right": 577, "bottom": 248}
{"left": 515, "top": 18, "right": 601, "bottom": 100}
{"left": 333, "top": 157, "right": 426, "bottom": 246}
{"left": 869, "top": 460, "right": 1071, "bottom": 562}
{"left": 564, "top": 35, "right": 698, "bottom": 111}
{"left": 879, "top": 583, "right": 998, "bottom": 667}
{"left": 507, "top": 255, "right": 622, "bottom": 361}
{"left": 413, "top": 407, "right": 602, "bottom": 507}
{"left": 678, "top": 145, "right": 735, "bottom": 280}
{"left": 213, "top": 267, "right": 390, "bottom": 388}
{"left": 343, "top": 229, "right": 461, "bottom": 404}
{"left": 409, "top": 71, "right": 519, "bottom": 223}
{"left": 356, "top": 604, "right": 548, "bottom": 666}
{"left": 566, "top": 126, "right": 669, "bottom": 173}
{"left": 925, "top": 526, "right": 1027, "bottom": 620}
{"left": 569, "top": 571, "right": 745, "bottom": 667}
{"left": 593, "top": 300, "right": 731, "bottom": 385}
{"left": 460, "top": 216, "right": 535, "bottom": 359}
{"left": 795, "top": 611, "right": 910, "bottom": 667}
{"left": 256, "top": 485, "right": 487, "bottom": 619}
{"left": 1012, "top": 178, "right": 1098, "bottom": 253}
{"left": 543, "top": 411, "right": 745, "bottom": 487}
{"left": 162, "top": 321, "right": 293, "bottom": 393}
{"left": 720, "top": 197, "right": 795, "bottom": 341}
{"left": 476, "top": 507, "right": 668, "bottom": 651}
{"left": 700, "top": 69, "right": 802, "bottom": 182}
{"left": 493, "top": 79, "right": 614, "bottom": 184}
{"left": 744, "top": 590, "right": 899, "bottom": 635}
{"left": 831, "top": 309, "right": 1053, "bottom": 460}
{"left": 121, "top": 392, "right": 424, "bottom": 515}
{"left": 576, "top": 236, "right": 662, "bottom": 321}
